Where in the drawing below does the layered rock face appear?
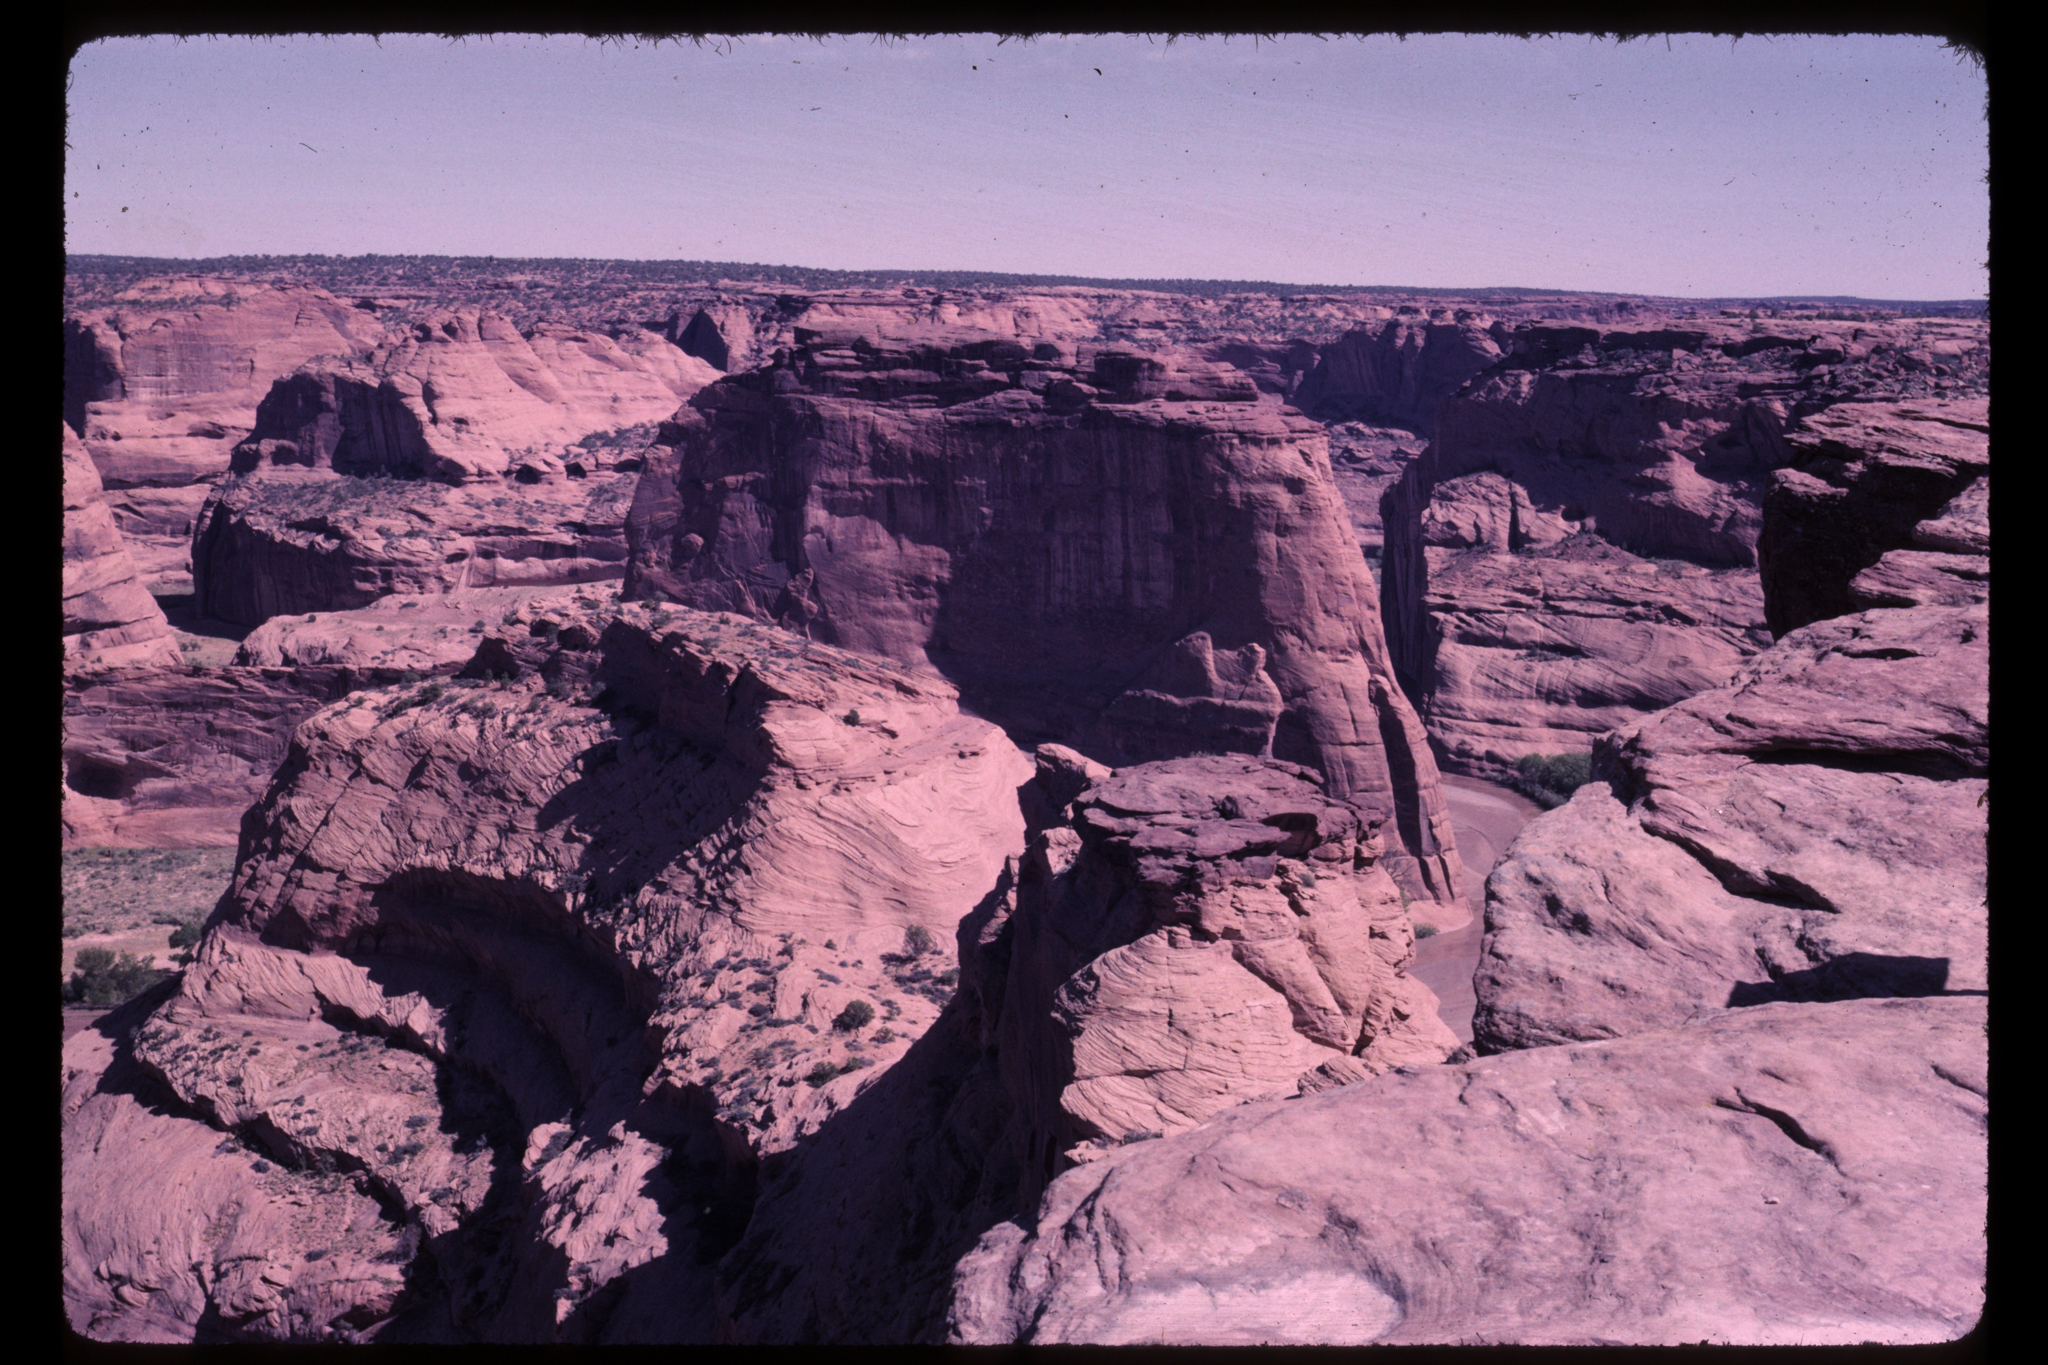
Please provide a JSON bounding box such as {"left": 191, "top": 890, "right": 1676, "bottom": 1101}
{"left": 64, "top": 424, "right": 182, "bottom": 669}
{"left": 1291, "top": 307, "right": 1503, "bottom": 430}
{"left": 943, "top": 350, "right": 1987, "bottom": 1347}
{"left": 192, "top": 467, "right": 641, "bottom": 627}
{"left": 626, "top": 336, "right": 1465, "bottom": 904}
{"left": 1379, "top": 315, "right": 1989, "bottom": 777}
{"left": 1758, "top": 397, "right": 1989, "bottom": 636}
{"left": 709, "top": 747, "right": 1455, "bottom": 1343}
{"left": 1473, "top": 600, "right": 1987, "bottom": 1050}
{"left": 64, "top": 598, "right": 1031, "bottom": 1341}
{"left": 229, "top": 307, "right": 720, "bottom": 485}
{"left": 65, "top": 282, "right": 388, "bottom": 488}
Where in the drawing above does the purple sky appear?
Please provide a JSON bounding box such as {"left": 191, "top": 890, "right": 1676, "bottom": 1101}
{"left": 64, "top": 33, "right": 1987, "bottom": 299}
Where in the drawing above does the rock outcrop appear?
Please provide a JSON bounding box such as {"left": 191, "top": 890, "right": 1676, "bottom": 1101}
{"left": 626, "top": 335, "right": 1465, "bottom": 904}
{"left": 1473, "top": 600, "right": 1987, "bottom": 1050}
{"left": 948, "top": 994, "right": 1984, "bottom": 1345}
{"left": 65, "top": 281, "right": 388, "bottom": 489}
{"left": 64, "top": 599, "right": 1031, "bottom": 1341}
{"left": 228, "top": 307, "right": 721, "bottom": 485}
{"left": 1378, "top": 315, "right": 1989, "bottom": 778}
{"left": 191, "top": 467, "right": 642, "bottom": 627}
{"left": 1291, "top": 306, "right": 1503, "bottom": 430}
{"left": 1758, "top": 397, "right": 1989, "bottom": 636}
{"left": 64, "top": 424, "right": 183, "bottom": 669}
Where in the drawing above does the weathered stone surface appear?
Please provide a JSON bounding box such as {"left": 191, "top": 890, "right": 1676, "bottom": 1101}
{"left": 65, "top": 601, "right": 1031, "bottom": 1340}
{"left": 192, "top": 467, "right": 640, "bottom": 626}
{"left": 1414, "top": 536, "right": 1771, "bottom": 778}
{"left": 1292, "top": 306, "right": 1503, "bottom": 430}
{"left": 947, "top": 995, "right": 1985, "bottom": 1346}
{"left": 1378, "top": 316, "right": 1989, "bottom": 775}
{"left": 1473, "top": 603, "right": 1986, "bottom": 1052}
{"left": 64, "top": 424, "right": 183, "bottom": 669}
{"left": 991, "top": 756, "right": 1456, "bottom": 1177}
{"left": 227, "top": 307, "right": 720, "bottom": 485}
{"left": 626, "top": 336, "right": 1466, "bottom": 904}
{"left": 1759, "top": 398, "right": 1990, "bottom": 635}
{"left": 65, "top": 281, "right": 387, "bottom": 488}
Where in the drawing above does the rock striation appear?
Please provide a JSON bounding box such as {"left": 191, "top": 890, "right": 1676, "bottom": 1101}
{"left": 64, "top": 598, "right": 1031, "bottom": 1341}
{"left": 948, "top": 995, "right": 1984, "bottom": 1345}
{"left": 626, "top": 335, "right": 1465, "bottom": 904}
{"left": 1472, "top": 600, "right": 1987, "bottom": 1051}
{"left": 1758, "top": 397, "right": 1989, "bottom": 636}
{"left": 1291, "top": 306, "right": 1503, "bottom": 430}
{"left": 65, "top": 281, "right": 388, "bottom": 489}
{"left": 229, "top": 307, "right": 721, "bottom": 485}
{"left": 192, "top": 467, "right": 642, "bottom": 627}
{"left": 710, "top": 747, "right": 1455, "bottom": 1343}
{"left": 1378, "top": 314, "right": 1989, "bottom": 778}
{"left": 64, "top": 424, "right": 183, "bottom": 669}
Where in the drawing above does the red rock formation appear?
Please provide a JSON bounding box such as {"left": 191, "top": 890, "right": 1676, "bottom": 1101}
{"left": 626, "top": 336, "right": 1466, "bottom": 905}
{"left": 192, "top": 468, "right": 641, "bottom": 626}
{"left": 64, "top": 424, "right": 182, "bottom": 669}
{"left": 1378, "top": 315, "right": 1989, "bottom": 778}
{"left": 1758, "top": 397, "right": 1989, "bottom": 636}
{"left": 65, "top": 599, "right": 1031, "bottom": 1341}
{"left": 948, "top": 995, "right": 1984, "bottom": 1345}
{"left": 65, "top": 281, "right": 387, "bottom": 489}
{"left": 1290, "top": 306, "right": 1503, "bottom": 430}
{"left": 228, "top": 306, "right": 722, "bottom": 485}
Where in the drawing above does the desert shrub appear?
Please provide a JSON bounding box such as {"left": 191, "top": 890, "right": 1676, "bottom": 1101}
{"left": 803, "top": 1062, "right": 842, "bottom": 1088}
{"left": 62, "top": 948, "right": 170, "bottom": 1008}
{"left": 832, "top": 1000, "right": 875, "bottom": 1033}
{"left": 1415, "top": 924, "right": 1439, "bottom": 940}
{"left": 903, "top": 925, "right": 937, "bottom": 957}
{"left": 1510, "top": 752, "right": 1596, "bottom": 809}
{"left": 168, "top": 915, "right": 205, "bottom": 951}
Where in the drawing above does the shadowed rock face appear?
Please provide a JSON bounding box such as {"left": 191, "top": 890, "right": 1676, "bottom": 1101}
{"left": 1377, "top": 315, "right": 1989, "bottom": 778}
{"left": 64, "top": 424, "right": 182, "bottom": 669}
{"left": 1291, "top": 307, "right": 1503, "bottom": 430}
{"left": 1758, "top": 397, "right": 1989, "bottom": 637}
{"left": 192, "top": 469, "right": 641, "bottom": 627}
{"left": 710, "top": 748, "right": 1454, "bottom": 1344}
{"left": 63, "top": 599, "right": 1031, "bottom": 1342}
{"left": 625, "top": 335, "right": 1465, "bottom": 904}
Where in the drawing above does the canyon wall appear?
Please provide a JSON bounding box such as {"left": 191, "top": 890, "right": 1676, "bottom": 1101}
{"left": 625, "top": 335, "right": 1465, "bottom": 903}
{"left": 1378, "top": 314, "right": 1988, "bottom": 779}
{"left": 64, "top": 424, "right": 182, "bottom": 670}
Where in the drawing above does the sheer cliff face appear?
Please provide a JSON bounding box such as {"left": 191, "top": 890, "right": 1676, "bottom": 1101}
{"left": 625, "top": 338, "right": 1465, "bottom": 904}
{"left": 1376, "top": 316, "right": 1989, "bottom": 779}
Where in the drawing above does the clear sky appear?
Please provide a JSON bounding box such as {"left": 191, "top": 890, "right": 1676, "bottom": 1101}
{"left": 64, "top": 32, "right": 1987, "bottom": 299}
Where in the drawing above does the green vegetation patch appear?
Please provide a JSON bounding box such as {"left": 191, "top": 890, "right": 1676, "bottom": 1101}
{"left": 1509, "top": 752, "right": 1597, "bottom": 810}
{"left": 62, "top": 847, "right": 236, "bottom": 946}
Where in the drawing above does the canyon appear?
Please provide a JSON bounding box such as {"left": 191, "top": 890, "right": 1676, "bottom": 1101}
{"left": 62, "top": 258, "right": 1987, "bottom": 1345}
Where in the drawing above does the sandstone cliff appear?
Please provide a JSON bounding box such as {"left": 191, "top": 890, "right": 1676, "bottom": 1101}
{"left": 1378, "top": 314, "right": 1989, "bottom": 778}
{"left": 228, "top": 307, "right": 720, "bottom": 485}
{"left": 625, "top": 336, "right": 1465, "bottom": 904}
{"left": 64, "top": 424, "right": 182, "bottom": 669}
{"left": 65, "top": 597, "right": 1031, "bottom": 1340}
{"left": 1758, "top": 396, "right": 1989, "bottom": 636}
{"left": 65, "top": 281, "right": 388, "bottom": 489}
{"left": 192, "top": 468, "right": 641, "bottom": 627}
{"left": 1291, "top": 306, "right": 1503, "bottom": 430}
